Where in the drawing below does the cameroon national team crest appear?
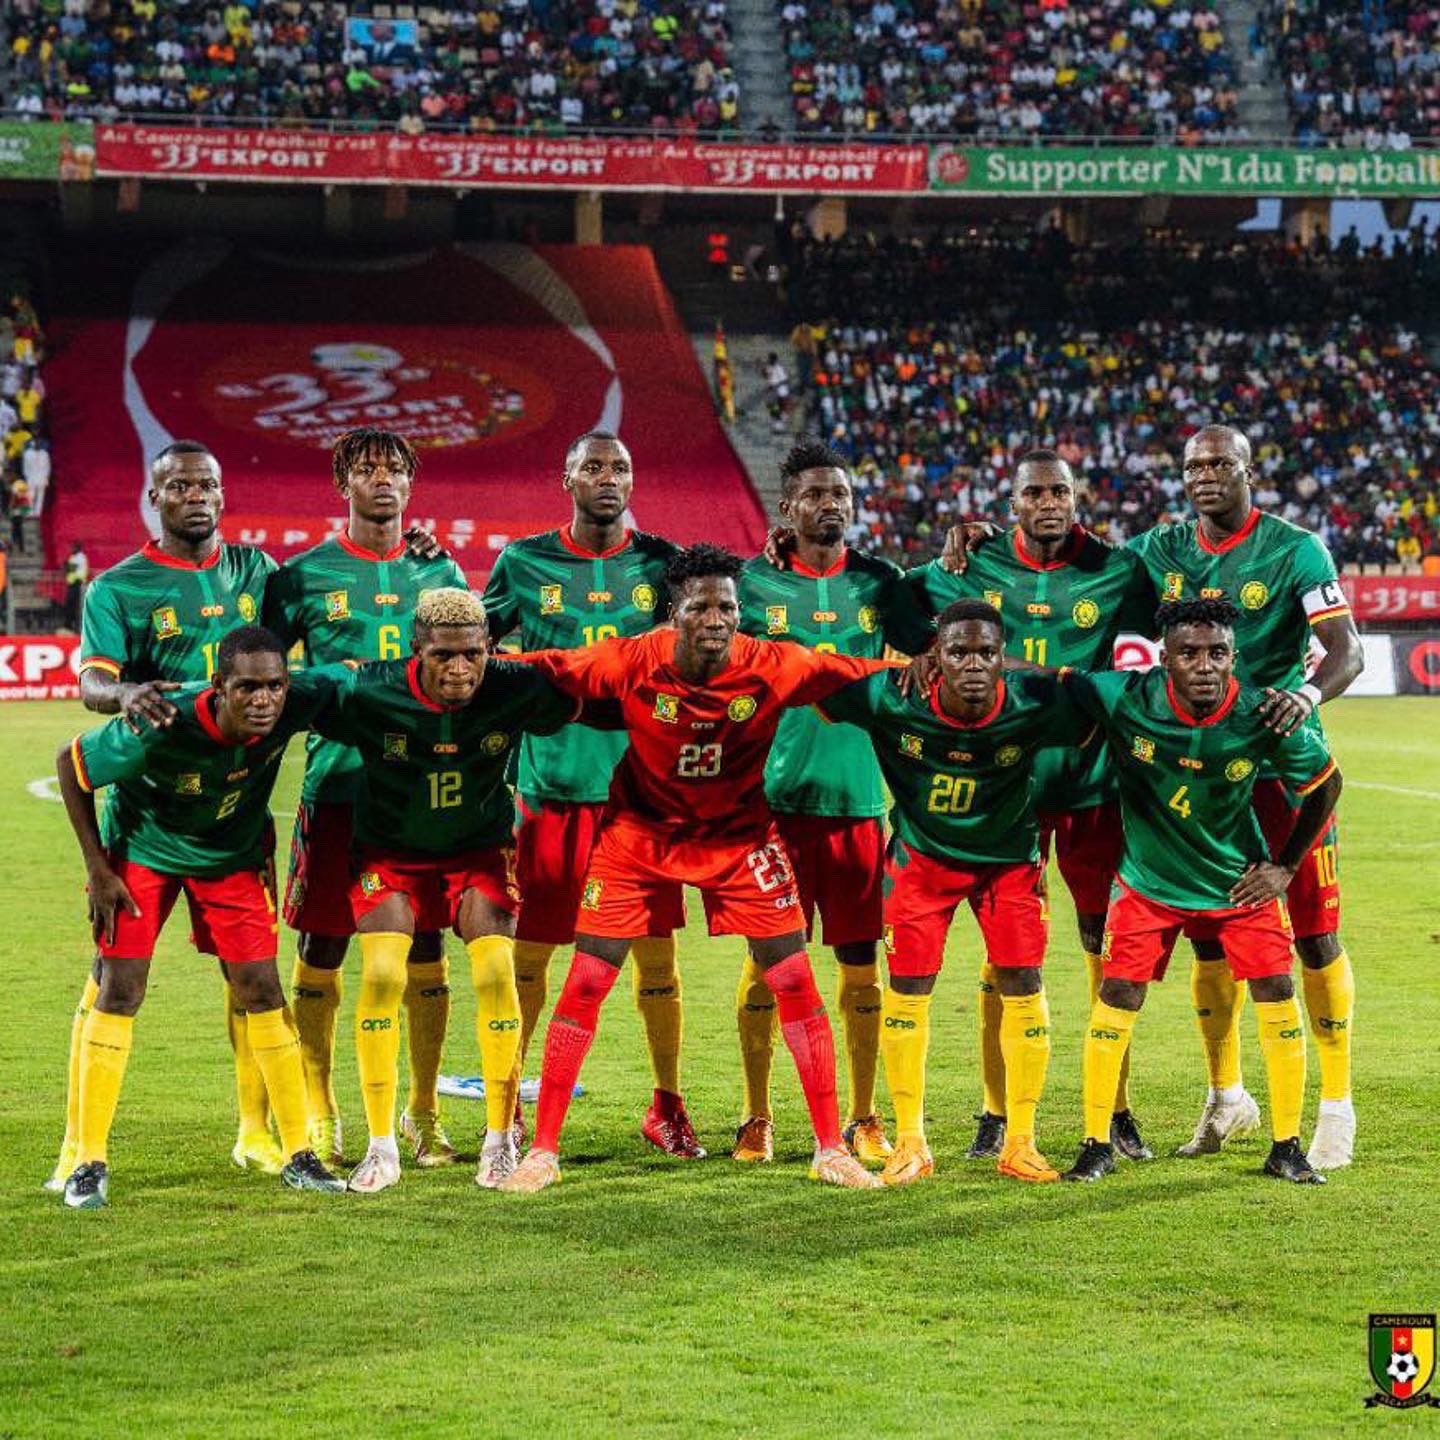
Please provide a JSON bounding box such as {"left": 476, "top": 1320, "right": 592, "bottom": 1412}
{"left": 632, "top": 583, "right": 657, "bottom": 612}
{"left": 899, "top": 733, "right": 923, "bottom": 759}
{"left": 581, "top": 877, "right": 603, "bottom": 910}
{"left": 1366, "top": 1315, "right": 1438, "bottom": 1409}
{"left": 324, "top": 590, "right": 350, "bottom": 623}
{"left": 1131, "top": 736, "right": 1155, "bottom": 763}
{"left": 728, "top": 695, "right": 757, "bottom": 722}
{"left": 995, "top": 744, "right": 1023, "bottom": 767}
{"left": 237, "top": 592, "right": 257, "bottom": 622}
{"left": 359, "top": 871, "right": 383, "bottom": 898}
{"left": 1239, "top": 580, "right": 1269, "bottom": 610}
{"left": 984, "top": 590, "right": 1003, "bottom": 612}
{"left": 1225, "top": 758, "right": 1254, "bottom": 782}
{"left": 176, "top": 772, "right": 202, "bottom": 795}
{"left": 481, "top": 731, "right": 509, "bottom": 756}
{"left": 540, "top": 584, "right": 563, "bottom": 615}
{"left": 151, "top": 606, "right": 182, "bottom": 640}
{"left": 766, "top": 605, "right": 788, "bottom": 635}
{"left": 653, "top": 693, "right": 680, "bottom": 724}
{"left": 1163, "top": 573, "right": 1184, "bottom": 600}
{"left": 383, "top": 733, "right": 408, "bottom": 761}
{"left": 1072, "top": 599, "right": 1100, "bottom": 629}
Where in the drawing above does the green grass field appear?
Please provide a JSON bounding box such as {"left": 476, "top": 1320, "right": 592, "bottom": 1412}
{"left": 2, "top": 697, "right": 1437, "bottom": 1437}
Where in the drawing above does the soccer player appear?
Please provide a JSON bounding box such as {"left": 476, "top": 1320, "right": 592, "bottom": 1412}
{"left": 310, "top": 588, "right": 593, "bottom": 1191}
{"left": 481, "top": 432, "right": 693, "bottom": 1157}
{"left": 263, "top": 428, "right": 467, "bottom": 1171}
{"left": 500, "top": 544, "right": 897, "bottom": 1194}
{"left": 821, "top": 600, "right": 1094, "bottom": 1184}
{"left": 1128, "top": 426, "right": 1364, "bottom": 1169}
{"left": 1061, "top": 600, "right": 1342, "bottom": 1186}
{"left": 53, "top": 627, "right": 348, "bottom": 1208}
{"left": 735, "top": 438, "right": 935, "bottom": 1164}
{"left": 47, "top": 440, "right": 279, "bottom": 1190}
{"left": 907, "top": 451, "right": 1159, "bottom": 1163}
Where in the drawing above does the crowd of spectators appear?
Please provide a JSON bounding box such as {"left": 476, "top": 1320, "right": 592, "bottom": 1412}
{"left": 785, "top": 226, "right": 1440, "bottom": 569}
{"left": 1259, "top": 0, "right": 1440, "bottom": 148}
{"left": 781, "top": 0, "right": 1242, "bottom": 139}
{"left": 0, "top": 291, "right": 50, "bottom": 568}
{"left": 5, "top": 0, "right": 738, "bottom": 132}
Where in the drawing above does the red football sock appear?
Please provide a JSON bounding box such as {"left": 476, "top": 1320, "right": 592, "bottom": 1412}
{"left": 764, "top": 951, "right": 843, "bottom": 1150}
{"left": 531, "top": 951, "right": 621, "bottom": 1154}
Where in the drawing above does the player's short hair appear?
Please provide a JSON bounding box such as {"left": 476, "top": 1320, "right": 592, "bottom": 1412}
{"left": 1155, "top": 598, "right": 1240, "bottom": 637}
{"left": 664, "top": 543, "right": 744, "bottom": 600}
{"left": 215, "top": 625, "right": 286, "bottom": 679}
{"left": 331, "top": 428, "right": 418, "bottom": 493}
{"left": 935, "top": 598, "right": 1005, "bottom": 635}
{"left": 413, "top": 587, "right": 487, "bottom": 636}
{"left": 780, "top": 438, "right": 850, "bottom": 496}
{"left": 1015, "top": 448, "right": 1072, "bottom": 480}
{"left": 150, "top": 440, "right": 218, "bottom": 479}
{"left": 564, "top": 430, "right": 625, "bottom": 473}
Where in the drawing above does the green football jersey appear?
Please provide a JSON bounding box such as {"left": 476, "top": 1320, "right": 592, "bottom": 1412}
{"left": 908, "top": 526, "right": 1156, "bottom": 812}
{"left": 312, "top": 656, "right": 579, "bottom": 856}
{"left": 1064, "top": 667, "right": 1336, "bottom": 911}
{"left": 72, "top": 669, "right": 342, "bottom": 877}
{"left": 820, "top": 672, "right": 1092, "bottom": 864}
{"left": 482, "top": 526, "right": 677, "bottom": 804}
{"left": 262, "top": 535, "right": 468, "bottom": 805}
{"left": 739, "top": 549, "right": 936, "bottom": 817}
{"left": 80, "top": 541, "right": 275, "bottom": 685}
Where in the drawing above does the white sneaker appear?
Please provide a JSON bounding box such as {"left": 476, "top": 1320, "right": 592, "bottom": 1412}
{"left": 1174, "top": 1089, "right": 1261, "bottom": 1156}
{"left": 348, "top": 1143, "right": 401, "bottom": 1194}
{"left": 1307, "top": 1106, "right": 1356, "bottom": 1170}
{"left": 809, "top": 1144, "right": 883, "bottom": 1189}
{"left": 475, "top": 1131, "right": 519, "bottom": 1190}
{"left": 497, "top": 1148, "right": 561, "bottom": 1195}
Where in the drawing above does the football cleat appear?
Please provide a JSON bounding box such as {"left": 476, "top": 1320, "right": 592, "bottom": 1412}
{"left": 63, "top": 1161, "right": 109, "bottom": 1210}
{"left": 399, "top": 1109, "right": 458, "bottom": 1168}
{"left": 281, "top": 1149, "right": 347, "bottom": 1194}
{"left": 1109, "top": 1109, "right": 1155, "bottom": 1161}
{"left": 843, "top": 1114, "right": 894, "bottom": 1165}
{"left": 641, "top": 1095, "right": 707, "bottom": 1159}
{"left": 475, "top": 1132, "right": 519, "bottom": 1190}
{"left": 880, "top": 1136, "right": 934, "bottom": 1187}
{"left": 231, "top": 1130, "right": 286, "bottom": 1176}
{"left": 1063, "top": 1139, "right": 1117, "bottom": 1183}
{"left": 809, "top": 1145, "right": 884, "bottom": 1189}
{"left": 1306, "top": 1109, "right": 1355, "bottom": 1171}
{"left": 1175, "top": 1089, "right": 1261, "bottom": 1156}
{"left": 348, "top": 1144, "right": 402, "bottom": 1195}
{"left": 511, "top": 1097, "right": 527, "bottom": 1151}
{"left": 498, "top": 1148, "right": 561, "bottom": 1194}
{"left": 44, "top": 1140, "right": 78, "bottom": 1194}
{"left": 732, "top": 1114, "right": 774, "bottom": 1163}
{"left": 309, "top": 1114, "right": 343, "bottom": 1168}
{"left": 1264, "top": 1137, "right": 1326, "bottom": 1185}
{"left": 997, "top": 1135, "right": 1060, "bottom": 1183}
{"left": 966, "top": 1111, "right": 1007, "bottom": 1159}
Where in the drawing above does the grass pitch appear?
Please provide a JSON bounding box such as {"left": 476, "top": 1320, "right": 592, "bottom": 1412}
{"left": 1, "top": 698, "right": 1436, "bottom": 1437}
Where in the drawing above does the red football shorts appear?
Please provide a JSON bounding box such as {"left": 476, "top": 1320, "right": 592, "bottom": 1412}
{"left": 1253, "top": 779, "right": 1341, "bottom": 939}
{"left": 351, "top": 847, "right": 519, "bottom": 934}
{"left": 284, "top": 801, "right": 356, "bottom": 938}
{"left": 514, "top": 795, "right": 684, "bottom": 944}
{"left": 1102, "top": 880, "right": 1295, "bottom": 984}
{"left": 576, "top": 818, "right": 804, "bottom": 940}
{"left": 775, "top": 812, "right": 885, "bottom": 947}
{"left": 1038, "top": 801, "right": 1123, "bottom": 917}
{"left": 95, "top": 857, "right": 277, "bottom": 964}
{"left": 883, "top": 840, "right": 1048, "bottom": 977}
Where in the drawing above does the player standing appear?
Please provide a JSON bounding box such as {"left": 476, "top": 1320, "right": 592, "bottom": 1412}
{"left": 53, "top": 628, "right": 348, "bottom": 1207}
{"left": 500, "top": 545, "right": 895, "bottom": 1194}
{"left": 263, "top": 429, "right": 466, "bottom": 1170}
{"left": 735, "top": 439, "right": 934, "bottom": 1164}
{"left": 481, "top": 432, "right": 693, "bottom": 1156}
{"left": 1060, "top": 601, "right": 1342, "bottom": 1186}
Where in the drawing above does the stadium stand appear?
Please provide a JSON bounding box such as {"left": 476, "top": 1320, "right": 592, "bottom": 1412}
{"left": 785, "top": 227, "right": 1440, "bottom": 567}
{"left": 0, "top": 284, "right": 48, "bottom": 563}
{"left": 4, "top": 0, "right": 739, "bottom": 132}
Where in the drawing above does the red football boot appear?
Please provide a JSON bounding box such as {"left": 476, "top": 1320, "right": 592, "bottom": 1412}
{"left": 641, "top": 1089, "right": 707, "bottom": 1159}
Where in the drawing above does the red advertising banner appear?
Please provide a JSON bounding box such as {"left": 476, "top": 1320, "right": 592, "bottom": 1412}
{"left": 93, "top": 125, "right": 929, "bottom": 193}
{"left": 1341, "top": 575, "right": 1440, "bottom": 622}
{"left": 0, "top": 635, "right": 82, "bottom": 701}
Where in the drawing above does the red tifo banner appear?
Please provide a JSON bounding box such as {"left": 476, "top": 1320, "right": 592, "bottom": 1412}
{"left": 0, "top": 635, "right": 82, "bottom": 700}
{"left": 1341, "top": 574, "right": 1440, "bottom": 621}
{"left": 93, "top": 125, "right": 929, "bottom": 193}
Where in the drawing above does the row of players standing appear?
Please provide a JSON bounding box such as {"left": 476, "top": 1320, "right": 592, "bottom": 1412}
{"left": 45, "top": 423, "right": 1362, "bottom": 1206}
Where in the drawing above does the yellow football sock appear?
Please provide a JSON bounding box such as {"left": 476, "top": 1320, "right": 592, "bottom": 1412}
{"left": 837, "top": 959, "right": 882, "bottom": 1123}
{"left": 513, "top": 940, "right": 554, "bottom": 1060}
{"left": 1086, "top": 951, "right": 1131, "bottom": 1112}
{"left": 632, "top": 935, "right": 683, "bottom": 1095}
{"left": 355, "top": 933, "right": 408, "bottom": 1139}
{"left": 468, "top": 935, "right": 522, "bottom": 1135}
{"left": 403, "top": 957, "right": 450, "bottom": 1116}
{"left": 1082, "top": 1001, "right": 1138, "bottom": 1142}
{"left": 735, "top": 952, "right": 777, "bottom": 1119}
{"left": 226, "top": 981, "right": 271, "bottom": 1137}
{"left": 878, "top": 988, "right": 931, "bottom": 1140}
{"left": 61, "top": 973, "right": 100, "bottom": 1155}
{"left": 77, "top": 1009, "right": 134, "bottom": 1165}
{"left": 978, "top": 963, "right": 1006, "bottom": 1115}
{"left": 999, "top": 990, "right": 1051, "bottom": 1140}
{"left": 246, "top": 1007, "right": 309, "bottom": 1159}
{"left": 1302, "top": 952, "right": 1354, "bottom": 1102}
{"left": 291, "top": 958, "right": 342, "bottom": 1123}
{"left": 1256, "top": 997, "right": 1307, "bottom": 1141}
{"left": 1191, "top": 957, "right": 1244, "bottom": 1090}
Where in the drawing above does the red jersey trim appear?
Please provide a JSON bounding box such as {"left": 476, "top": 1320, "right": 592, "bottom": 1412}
{"left": 79, "top": 656, "right": 123, "bottom": 678}
{"left": 1293, "top": 758, "right": 1338, "bottom": 797}
{"left": 1165, "top": 675, "right": 1239, "bottom": 727}
{"left": 1195, "top": 507, "right": 1261, "bottom": 556}
{"left": 929, "top": 677, "right": 1006, "bottom": 729}
{"left": 1011, "top": 526, "right": 1084, "bottom": 572}
{"left": 559, "top": 524, "right": 632, "bottom": 559}
{"left": 70, "top": 736, "right": 93, "bottom": 793}
{"left": 790, "top": 549, "right": 848, "bottom": 579}
{"left": 337, "top": 533, "right": 406, "bottom": 563}
{"left": 141, "top": 541, "right": 221, "bottom": 571}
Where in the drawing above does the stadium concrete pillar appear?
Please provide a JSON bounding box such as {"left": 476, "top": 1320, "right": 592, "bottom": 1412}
{"left": 575, "top": 192, "right": 604, "bottom": 246}
{"left": 807, "top": 197, "right": 847, "bottom": 240}
{"left": 1282, "top": 199, "right": 1329, "bottom": 246}
{"left": 323, "top": 185, "right": 355, "bottom": 240}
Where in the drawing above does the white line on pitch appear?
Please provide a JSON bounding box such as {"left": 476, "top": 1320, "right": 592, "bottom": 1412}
{"left": 1349, "top": 781, "right": 1440, "bottom": 802}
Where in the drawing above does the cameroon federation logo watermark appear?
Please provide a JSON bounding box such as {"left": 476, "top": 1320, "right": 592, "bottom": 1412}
{"left": 1366, "top": 1314, "right": 1438, "bottom": 1408}
{"left": 481, "top": 732, "right": 509, "bottom": 756}
{"left": 1239, "top": 580, "right": 1269, "bottom": 610}
{"left": 995, "top": 744, "right": 1023, "bottom": 767}
{"left": 728, "top": 695, "right": 757, "bottom": 722}
{"left": 237, "top": 592, "right": 257, "bottom": 622}
{"left": 632, "top": 583, "right": 657, "bottom": 613}
{"left": 857, "top": 605, "right": 877, "bottom": 634}
{"left": 1225, "top": 757, "right": 1254, "bottom": 782}
{"left": 1072, "top": 599, "right": 1100, "bottom": 629}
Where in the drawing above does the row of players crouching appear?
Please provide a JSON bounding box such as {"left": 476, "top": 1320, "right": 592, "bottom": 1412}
{"left": 51, "top": 556, "right": 1341, "bottom": 1207}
